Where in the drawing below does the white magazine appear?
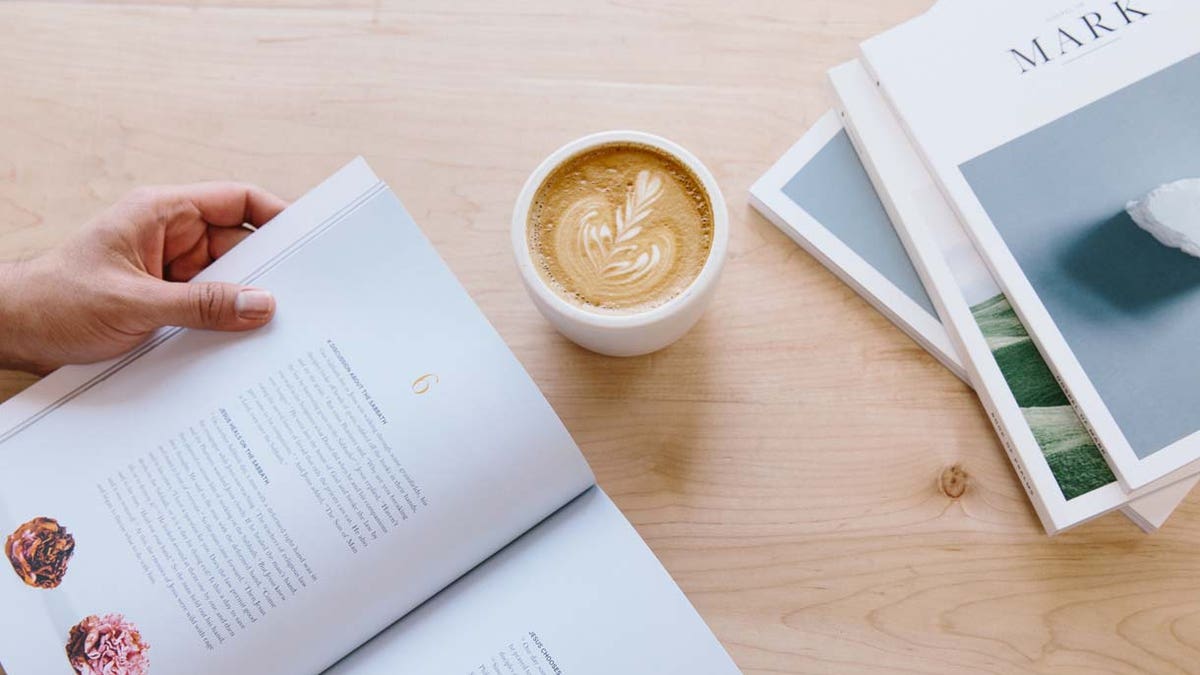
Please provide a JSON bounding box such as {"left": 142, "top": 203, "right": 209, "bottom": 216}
{"left": 750, "top": 105, "right": 1193, "bottom": 532}
{"left": 750, "top": 111, "right": 965, "bottom": 381}
{"left": 0, "top": 159, "right": 739, "bottom": 674}
{"left": 861, "top": 0, "right": 1200, "bottom": 489}
{"left": 829, "top": 59, "right": 1198, "bottom": 533}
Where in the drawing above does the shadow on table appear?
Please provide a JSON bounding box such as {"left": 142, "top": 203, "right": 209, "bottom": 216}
{"left": 558, "top": 314, "right": 719, "bottom": 495}
{"left": 1060, "top": 211, "right": 1200, "bottom": 314}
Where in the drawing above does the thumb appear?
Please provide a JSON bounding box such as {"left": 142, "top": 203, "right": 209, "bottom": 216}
{"left": 140, "top": 279, "right": 276, "bottom": 331}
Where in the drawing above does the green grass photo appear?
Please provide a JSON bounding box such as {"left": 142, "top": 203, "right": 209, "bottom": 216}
{"left": 970, "top": 294, "right": 1115, "bottom": 500}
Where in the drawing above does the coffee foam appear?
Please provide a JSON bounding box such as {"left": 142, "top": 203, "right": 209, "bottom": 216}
{"left": 527, "top": 143, "right": 713, "bottom": 314}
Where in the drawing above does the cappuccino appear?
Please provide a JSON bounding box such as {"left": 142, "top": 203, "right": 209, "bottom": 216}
{"left": 527, "top": 143, "right": 713, "bottom": 314}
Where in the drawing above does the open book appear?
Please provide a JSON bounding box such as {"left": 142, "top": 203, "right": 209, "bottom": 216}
{"left": 861, "top": 0, "right": 1200, "bottom": 489}
{"left": 0, "top": 160, "right": 740, "bottom": 674}
{"left": 826, "top": 59, "right": 1198, "bottom": 533}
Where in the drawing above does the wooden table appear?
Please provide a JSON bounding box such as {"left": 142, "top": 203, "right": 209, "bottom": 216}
{"left": 3, "top": 2, "right": 1198, "bottom": 673}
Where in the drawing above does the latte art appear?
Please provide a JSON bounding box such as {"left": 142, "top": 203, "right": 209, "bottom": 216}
{"left": 564, "top": 170, "right": 673, "bottom": 299}
{"left": 528, "top": 143, "right": 713, "bottom": 314}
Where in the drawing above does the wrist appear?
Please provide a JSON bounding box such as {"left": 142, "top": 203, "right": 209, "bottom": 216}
{"left": 0, "top": 259, "right": 45, "bottom": 373}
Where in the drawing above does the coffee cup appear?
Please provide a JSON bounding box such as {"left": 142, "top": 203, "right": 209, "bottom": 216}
{"left": 511, "top": 131, "right": 728, "bottom": 357}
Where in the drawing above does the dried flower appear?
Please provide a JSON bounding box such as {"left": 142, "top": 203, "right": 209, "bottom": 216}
{"left": 6, "top": 516, "right": 75, "bottom": 589}
{"left": 65, "top": 613, "right": 150, "bottom": 675}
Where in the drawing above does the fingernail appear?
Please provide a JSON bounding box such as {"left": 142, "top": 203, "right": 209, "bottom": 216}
{"left": 235, "top": 289, "right": 274, "bottom": 320}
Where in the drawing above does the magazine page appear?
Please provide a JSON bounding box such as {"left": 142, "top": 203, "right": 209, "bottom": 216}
{"left": 828, "top": 59, "right": 1200, "bottom": 532}
{"left": 861, "top": 0, "right": 1200, "bottom": 489}
{"left": 749, "top": 111, "right": 963, "bottom": 380}
{"left": 0, "top": 159, "right": 595, "bottom": 674}
{"left": 326, "top": 487, "right": 740, "bottom": 675}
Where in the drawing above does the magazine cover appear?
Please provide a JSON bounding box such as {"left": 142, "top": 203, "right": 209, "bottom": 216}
{"left": 828, "top": 60, "right": 1198, "bottom": 533}
{"left": 750, "top": 111, "right": 965, "bottom": 381}
{"left": 861, "top": 0, "right": 1200, "bottom": 489}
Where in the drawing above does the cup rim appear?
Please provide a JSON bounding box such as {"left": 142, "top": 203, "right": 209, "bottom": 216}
{"left": 511, "top": 130, "right": 729, "bottom": 330}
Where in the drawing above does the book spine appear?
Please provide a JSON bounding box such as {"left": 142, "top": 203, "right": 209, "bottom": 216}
{"left": 1048, "top": 369, "right": 1113, "bottom": 476}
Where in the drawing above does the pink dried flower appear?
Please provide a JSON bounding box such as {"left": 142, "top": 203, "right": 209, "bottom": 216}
{"left": 65, "top": 613, "right": 150, "bottom": 675}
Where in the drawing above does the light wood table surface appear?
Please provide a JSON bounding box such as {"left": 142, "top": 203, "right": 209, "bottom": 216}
{"left": 3, "top": 2, "right": 1199, "bottom": 673}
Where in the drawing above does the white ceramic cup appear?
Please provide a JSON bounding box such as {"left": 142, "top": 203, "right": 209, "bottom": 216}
{"left": 512, "top": 130, "right": 728, "bottom": 357}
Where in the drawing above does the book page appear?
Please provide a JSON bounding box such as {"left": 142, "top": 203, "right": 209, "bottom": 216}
{"left": 326, "top": 487, "right": 740, "bottom": 675}
{"left": 0, "top": 159, "right": 595, "bottom": 674}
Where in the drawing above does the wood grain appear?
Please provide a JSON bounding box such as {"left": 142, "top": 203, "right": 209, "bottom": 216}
{"left": 2, "top": 2, "right": 1198, "bottom": 673}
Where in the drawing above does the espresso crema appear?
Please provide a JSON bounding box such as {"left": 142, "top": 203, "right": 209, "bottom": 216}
{"left": 527, "top": 143, "right": 713, "bottom": 314}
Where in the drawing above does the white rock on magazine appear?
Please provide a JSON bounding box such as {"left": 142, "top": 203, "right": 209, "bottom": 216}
{"left": 1127, "top": 178, "right": 1200, "bottom": 258}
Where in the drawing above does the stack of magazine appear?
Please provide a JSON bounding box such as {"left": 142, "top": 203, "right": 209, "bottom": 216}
{"left": 751, "top": 0, "right": 1200, "bottom": 535}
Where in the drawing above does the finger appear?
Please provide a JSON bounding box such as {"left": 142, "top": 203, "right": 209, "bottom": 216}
{"left": 115, "top": 186, "right": 205, "bottom": 264}
{"left": 208, "top": 224, "right": 254, "bottom": 259}
{"left": 138, "top": 278, "right": 276, "bottom": 332}
{"left": 178, "top": 182, "right": 289, "bottom": 228}
{"left": 120, "top": 183, "right": 285, "bottom": 263}
{"left": 165, "top": 236, "right": 213, "bottom": 282}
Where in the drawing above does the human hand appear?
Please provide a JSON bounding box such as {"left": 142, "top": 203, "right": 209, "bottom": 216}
{"left": 0, "top": 183, "right": 288, "bottom": 374}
